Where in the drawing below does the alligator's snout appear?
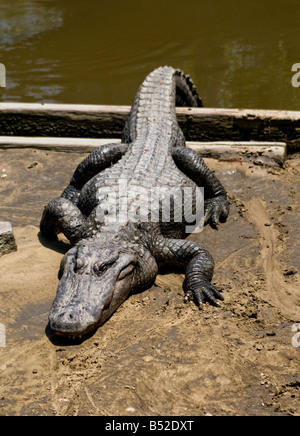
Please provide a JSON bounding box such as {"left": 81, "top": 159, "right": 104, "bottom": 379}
{"left": 49, "top": 305, "right": 98, "bottom": 337}
{"left": 48, "top": 241, "right": 139, "bottom": 338}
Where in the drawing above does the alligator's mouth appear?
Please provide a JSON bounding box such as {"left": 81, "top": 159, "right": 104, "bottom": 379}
{"left": 48, "top": 244, "right": 138, "bottom": 338}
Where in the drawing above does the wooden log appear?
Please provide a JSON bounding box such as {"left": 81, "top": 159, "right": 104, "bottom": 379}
{"left": 0, "top": 103, "right": 299, "bottom": 152}
{"left": 0, "top": 136, "right": 287, "bottom": 166}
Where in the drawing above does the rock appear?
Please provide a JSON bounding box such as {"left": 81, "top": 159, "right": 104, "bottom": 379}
{"left": 0, "top": 222, "right": 17, "bottom": 257}
{"left": 27, "top": 161, "right": 39, "bottom": 169}
{"left": 283, "top": 266, "right": 298, "bottom": 276}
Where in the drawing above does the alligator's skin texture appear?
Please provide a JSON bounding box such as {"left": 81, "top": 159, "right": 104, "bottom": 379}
{"left": 40, "top": 66, "right": 229, "bottom": 337}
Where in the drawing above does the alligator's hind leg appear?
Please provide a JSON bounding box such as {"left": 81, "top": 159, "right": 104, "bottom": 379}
{"left": 152, "top": 236, "right": 223, "bottom": 306}
{"left": 61, "top": 142, "right": 129, "bottom": 203}
{"left": 173, "top": 147, "right": 229, "bottom": 228}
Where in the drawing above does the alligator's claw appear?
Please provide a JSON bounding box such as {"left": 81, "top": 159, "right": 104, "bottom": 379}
{"left": 184, "top": 280, "right": 224, "bottom": 307}
{"left": 204, "top": 195, "right": 229, "bottom": 228}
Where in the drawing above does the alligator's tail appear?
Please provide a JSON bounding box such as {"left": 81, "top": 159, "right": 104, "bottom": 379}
{"left": 174, "top": 69, "right": 203, "bottom": 108}
{"left": 122, "top": 66, "right": 203, "bottom": 143}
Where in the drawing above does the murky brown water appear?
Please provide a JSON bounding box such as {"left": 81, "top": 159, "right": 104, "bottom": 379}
{"left": 0, "top": 0, "right": 299, "bottom": 109}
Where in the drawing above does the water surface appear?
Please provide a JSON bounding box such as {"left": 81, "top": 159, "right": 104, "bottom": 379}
{"left": 0, "top": 0, "right": 299, "bottom": 109}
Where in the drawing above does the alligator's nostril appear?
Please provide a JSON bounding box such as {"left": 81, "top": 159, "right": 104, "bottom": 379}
{"left": 56, "top": 310, "right": 75, "bottom": 321}
{"left": 49, "top": 307, "right": 87, "bottom": 336}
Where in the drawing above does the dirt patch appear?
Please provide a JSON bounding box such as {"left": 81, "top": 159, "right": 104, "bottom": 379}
{"left": 0, "top": 149, "right": 299, "bottom": 416}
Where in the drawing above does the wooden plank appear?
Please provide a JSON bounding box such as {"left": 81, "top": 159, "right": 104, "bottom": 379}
{"left": 189, "top": 141, "right": 287, "bottom": 166}
{"left": 0, "top": 103, "right": 129, "bottom": 140}
{"left": 0, "top": 136, "right": 286, "bottom": 166}
{"left": 0, "top": 136, "right": 117, "bottom": 153}
{"left": 177, "top": 107, "right": 300, "bottom": 153}
{"left": 0, "top": 103, "right": 299, "bottom": 152}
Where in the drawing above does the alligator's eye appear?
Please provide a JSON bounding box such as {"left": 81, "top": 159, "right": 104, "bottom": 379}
{"left": 93, "top": 262, "right": 108, "bottom": 275}
{"left": 118, "top": 264, "right": 135, "bottom": 280}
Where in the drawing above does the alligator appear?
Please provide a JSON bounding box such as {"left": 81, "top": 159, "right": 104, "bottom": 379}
{"left": 40, "top": 66, "right": 229, "bottom": 338}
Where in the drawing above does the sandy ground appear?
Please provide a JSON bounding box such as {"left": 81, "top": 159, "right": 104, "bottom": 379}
{"left": 0, "top": 148, "right": 299, "bottom": 416}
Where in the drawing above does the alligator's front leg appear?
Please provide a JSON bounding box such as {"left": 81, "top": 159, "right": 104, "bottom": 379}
{"left": 173, "top": 148, "right": 229, "bottom": 228}
{"left": 40, "top": 142, "right": 129, "bottom": 244}
{"left": 152, "top": 236, "right": 223, "bottom": 306}
{"left": 40, "top": 197, "right": 86, "bottom": 244}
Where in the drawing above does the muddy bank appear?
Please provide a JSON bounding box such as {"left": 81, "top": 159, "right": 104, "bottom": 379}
{"left": 0, "top": 149, "right": 299, "bottom": 415}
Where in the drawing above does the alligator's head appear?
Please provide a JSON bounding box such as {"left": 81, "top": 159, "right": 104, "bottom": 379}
{"left": 49, "top": 238, "right": 157, "bottom": 338}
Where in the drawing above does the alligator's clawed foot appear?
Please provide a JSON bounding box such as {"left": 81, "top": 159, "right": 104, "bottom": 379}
{"left": 184, "top": 280, "right": 224, "bottom": 308}
{"left": 204, "top": 195, "right": 229, "bottom": 228}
